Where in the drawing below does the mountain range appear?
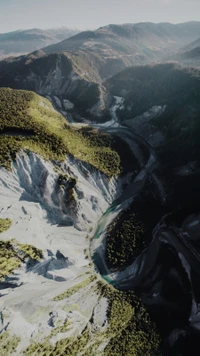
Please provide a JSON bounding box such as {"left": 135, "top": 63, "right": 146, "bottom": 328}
{"left": 0, "top": 21, "right": 200, "bottom": 121}
{"left": 168, "top": 36, "right": 200, "bottom": 67}
{"left": 0, "top": 27, "right": 80, "bottom": 59}
{"left": 1, "top": 20, "right": 200, "bottom": 356}
{"left": 41, "top": 22, "right": 200, "bottom": 78}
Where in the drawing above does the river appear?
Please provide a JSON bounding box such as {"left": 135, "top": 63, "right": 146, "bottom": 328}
{"left": 89, "top": 101, "right": 200, "bottom": 354}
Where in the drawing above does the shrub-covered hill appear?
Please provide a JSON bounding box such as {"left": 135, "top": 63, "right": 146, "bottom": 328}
{"left": 0, "top": 88, "right": 120, "bottom": 176}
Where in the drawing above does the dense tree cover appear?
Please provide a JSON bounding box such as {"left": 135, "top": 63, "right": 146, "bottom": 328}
{"left": 17, "top": 278, "right": 160, "bottom": 356}
{"left": 0, "top": 88, "right": 120, "bottom": 176}
{"left": 106, "top": 211, "right": 147, "bottom": 269}
{"left": 97, "top": 281, "right": 161, "bottom": 356}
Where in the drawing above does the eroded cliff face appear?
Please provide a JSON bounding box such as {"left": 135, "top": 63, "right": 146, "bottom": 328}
{"left": 0, "top": 151, "right": 120, "bottom": 354}
{"left": 0, "top": 151, "right": 120, "bottom": 266}
{"left": 28, "top": 69, "right": 107, "bottom": 118}
{"left": 0, "top": 53, "right": 110, "bottom": 121}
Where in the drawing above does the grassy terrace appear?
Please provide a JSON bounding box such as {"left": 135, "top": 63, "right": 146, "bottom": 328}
{"left": 0, "top": 88, "right": 120, "bottom": 176}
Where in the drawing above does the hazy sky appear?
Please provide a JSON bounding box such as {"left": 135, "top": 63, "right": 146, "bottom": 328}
{"left": 0, "top": 0, "right": 200, "bottom": 33}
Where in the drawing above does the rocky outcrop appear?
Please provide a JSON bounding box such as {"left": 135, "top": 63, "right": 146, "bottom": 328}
{"left": 1, "top": 151, "right": 120, "bottom": 229}
{"left": 0, "top": 151, "right": 120, "bottom": 353}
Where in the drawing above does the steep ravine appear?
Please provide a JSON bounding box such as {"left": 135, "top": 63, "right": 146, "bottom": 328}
{"left": 0, "top": 151, "right": 119, "bottom": 353}
{"left": 89, "top": 99, "right": 200, "bottom": 356}
{"left": 0, "top": 151, "right": 161, "bottom": 355}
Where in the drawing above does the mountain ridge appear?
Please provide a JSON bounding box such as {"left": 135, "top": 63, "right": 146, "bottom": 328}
{"left": 0, "top": 27, "right": 80, "bottom": 59}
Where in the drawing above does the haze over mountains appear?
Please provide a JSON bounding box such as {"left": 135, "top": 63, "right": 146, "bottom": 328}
{"left": 1, "top": 21, "right": 200, "bottom": 122}
{"left": 169, "top": 36, "right": 200, "bottom": 67}
{"left": 43, "top": 22, "right": 200, "bottom": 53}
{"left": 41, "top": 22, "right": 200, "bottom": 77}
{"left": 1, "top": 22, "right": 200, "bottom": 72}
{"left": 0, "top": 27, "right": 80, "bottom": 59}
{"left": 1, "top": 19, "right": 200, "bottom": 356}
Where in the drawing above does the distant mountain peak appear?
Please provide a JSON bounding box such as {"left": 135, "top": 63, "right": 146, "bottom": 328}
{"left": 0, "top": 27, "right": 81, "bottom": 59}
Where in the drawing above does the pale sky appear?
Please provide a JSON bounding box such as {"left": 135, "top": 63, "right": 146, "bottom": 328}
{"left": 0, "top": 0, "right": 200, "bottom": 33}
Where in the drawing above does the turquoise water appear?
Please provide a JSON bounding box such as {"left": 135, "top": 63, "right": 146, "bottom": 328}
{"left": 102, "top": 274, "right": 115, "bottom": 285}
{"left": 94, "top": 205, "right": 117, "bottom": 240}
{"left": 94, "top": 224, "right": 103, "bottom": 240}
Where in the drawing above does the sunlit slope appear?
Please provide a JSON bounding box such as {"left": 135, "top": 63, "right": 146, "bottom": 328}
{"left": 0, "top": 88, "right": 120, "bottom": 176}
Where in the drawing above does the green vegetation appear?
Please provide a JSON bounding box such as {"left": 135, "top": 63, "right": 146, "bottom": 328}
{"left": 49, "top": 320, "right": 71, "bottom": 337}
{"left": 0, "top": 240, "right": 21, "bottom": 280}
{"left": 19, "top": 244, "right": 43, "bottom": 261}
{"left": 106, "top": 211, "right": 146, "bottom": 269}
{"left": 0, "top": 238, "right": 43, "bottom": 281}
{"left": 0, "top": 88, "right": 120, "bottom": 176}
{"left": 0, "top": 218, "right": 12, "bottom": 233}
{"left": 96, "top": 281, "right": 161, "bottom": 356}
{"left": 53, "top": 275, "right": 97, "bottom": 301}
{"left": 0, "top": 332, "right": 20, "bottom": 355}
{"left": 23, "top": 326, "right": 91, "bottom": 356}
{"left": 20, "top": 277, "right": 160, "bottom": 356}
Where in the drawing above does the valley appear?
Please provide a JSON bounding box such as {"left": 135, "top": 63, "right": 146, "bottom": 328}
{"left": 1, "top": 19, "right": 200, "bottom": 356}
